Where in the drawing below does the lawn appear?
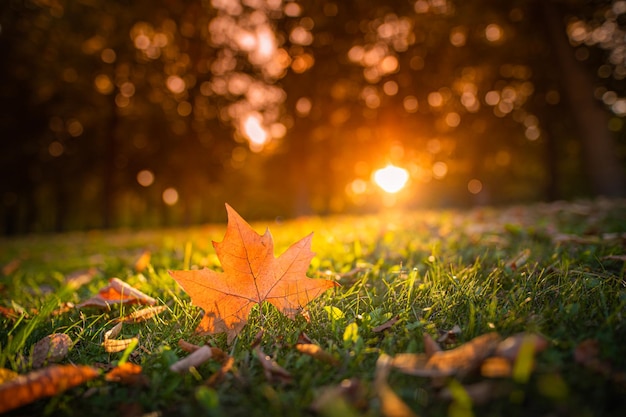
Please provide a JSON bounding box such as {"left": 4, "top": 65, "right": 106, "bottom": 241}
{"left": 1, "top": 199, "right": 626, "bottom": 417}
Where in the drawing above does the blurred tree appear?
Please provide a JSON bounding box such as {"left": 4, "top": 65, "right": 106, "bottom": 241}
{"left": 0, "top": 0, "right": 624, "bottom": 234}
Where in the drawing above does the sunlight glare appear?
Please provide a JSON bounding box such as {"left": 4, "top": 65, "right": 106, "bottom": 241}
{"left": 373, "top": 164, "right": 409, "bottom": 193}
{"left": 242, "top": 113, "right": 268, "bottom": 150}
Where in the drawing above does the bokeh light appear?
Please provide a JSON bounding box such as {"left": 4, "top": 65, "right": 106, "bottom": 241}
{"left": 373, "top": 164, "right": 410, "bottom": 193}
{"left": 242, "top": 113, "right": 268, "bottom": 151}
{"left": 162, "top": 188, "right": 179, "bottom": 206}
{"left": 137, "top": 170, "right": 155, "bottom": 187}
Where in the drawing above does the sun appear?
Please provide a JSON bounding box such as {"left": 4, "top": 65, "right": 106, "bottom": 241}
{"left": 373, "top": 164, "right": 409, "bottom": 193}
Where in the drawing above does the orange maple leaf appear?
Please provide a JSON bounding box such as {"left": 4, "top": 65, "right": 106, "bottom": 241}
{"left": 169, "top": 204, "right": 338, "bottom": 343}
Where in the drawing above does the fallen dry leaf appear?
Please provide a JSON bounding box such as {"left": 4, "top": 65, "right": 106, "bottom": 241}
{"left": 506, "top": 248, "right": 531, "bottom": 270}
{"left": 372, "top": 315, "right": 400, "bottom": 333}
{"left": 117, "top": 305, "right": 167, "bottom": 323}
{"left": 392, "top": 333, "right": 501, "bottom": 378}
{"left": 0, "top": 369, "right": 19, "bottom": 385}
{"left": 574, "top": 339, "right": 612, "bottom": 377}
{"left": 103, "top": 323, "right": 138, "bottom": 353}
{"left": 51, "top": 302, "right": 75, "bottom": 316}
{"left": 64, "top": 268, "right": 97, "bottom": 290}
{"left": 309, "top": 378, "right": 367, "bottom": 414}
{"left": 250, "top": 329, "right": 265, "bottom": 348}
{"left": 2, "top": 258, "right": 21, "bottom": 276}
{"left": 439, "top": 380, "right": 509, "bottom": 406}
{"left": 423, "top": 333, "right": 442, "bottom": 357}
{"left": 480, "top": 357, "right": 512, "bottom": 378}
{"left": 78, "top": 278, "right": 156, "bottom": 309}
{"left": 295, "top": 343, "right": 339, "bottom": 365}
{"left": 296, "top": 331, "right": 313, "bottom": 344}
{"left": 495, "top": 332, "right": 548, "bottom": 361}
{"left": 0, "top": 306, "right": 19, "bottom": 320}
{"left": 170, "top": 345, "right": 214, "bottom": 373}
{"left": 437, "top": 325, "right": 462, "bottom": 346}
{"left": 178, "top": 339, "right": 203, "bottom": 353}
{"left": 169, "top": 204, "right": 338, "bottom": 343}
{"left": 254, "top": 346, "right": 292, "bottom": 384}
{"left": 31, "top": 333, "right": 72, "bottom": 368}
{"left": 105, "top": 363, "right": 147, "bottom": 385}
{"left": 0, "top": 365, "right": 99, "bottom": 413}
{"left": 134, "top": 250, "right": 151, "bottom": 273}
{"left": 205, "top": 354, "right": 235, "bottom": 387}
{"left": 602, "top": 254, "right": 626, "bottom": 262}
{"left": 375, "top": 354, "right": 418, "bottom": 417}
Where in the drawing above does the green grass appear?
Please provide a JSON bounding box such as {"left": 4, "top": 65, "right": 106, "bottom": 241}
{"left": 1, "top": 199, "right": 626, "bottom": 416}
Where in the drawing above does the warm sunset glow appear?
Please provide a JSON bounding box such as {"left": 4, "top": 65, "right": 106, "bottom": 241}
{"left": 373, "top": 164, "right": 409, "bottom": 193}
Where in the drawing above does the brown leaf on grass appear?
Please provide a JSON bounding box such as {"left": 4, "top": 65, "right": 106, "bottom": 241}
{"left": 103, "top": 323, "right": 138, "bottom": 353}
{"left": 169, "top": 346, "right": 214, "bottom": 373}
{"left": 0, "top": 306, "right": 20, "bottom": 320}
{"left": 602, "top": 254, "right": 626, "bottom": 262}
{"left": 574, "top": 339, "right": 612, "bottom": 377}
{"left": 64, "top": 268, "right": 97, "bottom": 290}
{"left": 31, "top": 333, "right": 72, "bottom": 368}
{"left": 423, "top": 333, "right": 442, "bottom": 357}
{"left": 77, "top": 278, "right": 156, "bottom": 309}
{"left": 51, "top": 302, "right": 75, "bottom": 316}
{"left": 205, "top": 355, "right": 235, "bottom": 387}
{"left": 506, "top": 248, "right": 530, "bottom": 270}
{"left": 495, "top": 332, "right": 549, "bottom": 361}
{"left": 178, "top": 339, "right": 203, "bottom": 353}
{"left": 254, "top": 346, "right": 292, "bottom": 384}
{"left": 169, "top": 204, "right": 338, "bottom": 343}
{"left": 551, "top": 233, "right": 600, "bottom": 245}
{"left": 437, "top": 325, "right": 462, "bottom": 346}
{"left": 392, "top": 333, "right": 501, "bottom": 378}
{"left": 250, "top": 329, "right": 264, "bottom": 348}
{"left": 375, "top": 354, "right": 419, "bottom": 417}
{"left": 439, "top": 380, "right": 509, "bottom": 406}
{"left": 480, "top": 357, "right": 512, "bottom": 378}
{"left": 309, "top": 378, "right": 367, "bottom": 414}
{"left": 105, "top": 363, "right": 147, "bottom": 385}
{"left": 117, "top": 305, "right": 167, "bottom": 323}
{"left": 2, "top": 258, "right": 21, "bottom": 276}
{"left": 0, "top": 365, "right": 99, "bottom": 413}
{"left": 372, "top": 315, "right": 400, "bottom": 333}
{"left": 297, "top": 331, "right": 313, "bottom": 344}
{"left": 295, "top": 343, "right": 339, "bottom": 365}
{"left": 134, "top": 250, "right": 151, "bottom": 273}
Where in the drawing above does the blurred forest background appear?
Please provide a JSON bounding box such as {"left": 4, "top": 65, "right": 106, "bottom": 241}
{"left": 1, "top": 0, "right": 625, "bottom": 235}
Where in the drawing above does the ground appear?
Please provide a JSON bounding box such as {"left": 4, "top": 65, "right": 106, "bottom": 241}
{"left": 1, "top": 199, "right": 625, "bottom": 416}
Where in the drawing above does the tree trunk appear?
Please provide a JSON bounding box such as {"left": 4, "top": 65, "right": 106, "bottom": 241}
{"left": 542, "top": 1, "right": 626, "bottom": 197}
